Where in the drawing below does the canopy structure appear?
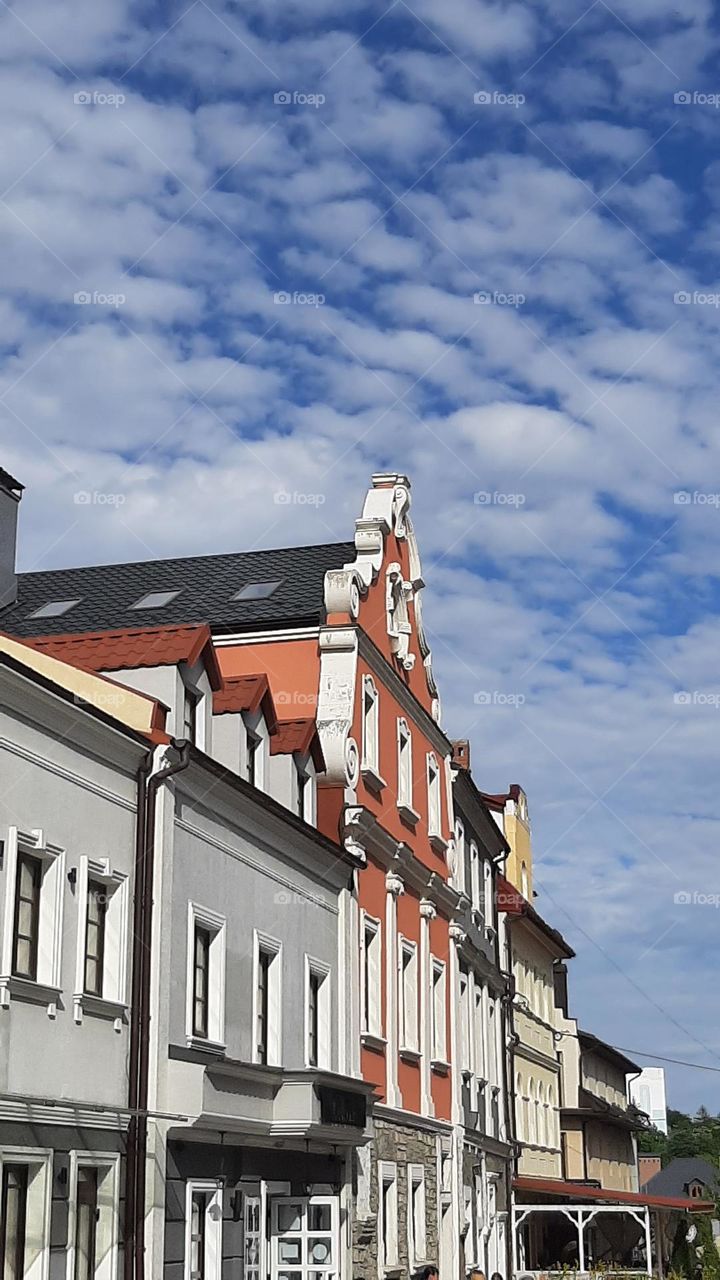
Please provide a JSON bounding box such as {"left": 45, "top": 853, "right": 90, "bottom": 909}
{"left": 512, "top": 1175, "right": 714, "bottom": 1279}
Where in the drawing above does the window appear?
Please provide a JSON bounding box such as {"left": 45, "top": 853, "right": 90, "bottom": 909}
{"left": 243, "top": 712, "right": 268, "bottom": 790}
{"left": 484, "top": 861, "right": 494, "bottom": 932}
{"left": 183, "top": 686, "right": 200, "bottom": 745}
{"left": 233, "top": 581, "right": 282, "bottom": 601}
{"left": 28, "top": 598, "right": 81, "bottom": 618}
{"left": 453, "top": 819, "right": 466, "bottom": 893}
{"left": 186, "top": 905, "right": 226, "bottom": 1048}
{"left": 74, "top": 1167, "right": 98, "bottom": 1280}
{"left": 83, "top": 880, "right": 107, "bottom": 997}
{"left": 458, "top": 965, "right": 471, "bottom": 1074}
{"left": 426, "top": 753, "right": 442, "bottom": 840}
{"left": 360, "top": 914, "right": 382, "bottom": 1039}
{"left": 1, "top": 829, "right": 65, "bottom": 1003}
{"left": 12, "top": 853, "right": 41, "bottom": 979}
{"left": 185, "top": 1180, "right": 223, "bottom": 1280}
{"left": 129, "top": 589, "right": 180, "bottom": 609}
{"left": 396, "top": 718, "right": 415, "bottom": 818}
{"left": 246, "top": 729, "right": 261, "bottom": 785}
{"left": 271, "top": 1198, "right": 337, "bottom": 1280}
{"left": 361, "top": 676, "right": 381, "bottom": 780}
{"left": 0, "top": 1149, "right": 52, "bottom": 1280}
{"left": 407, "top": 1165, "right": 426, "bottom": 1266}
{"left": 378, "top": 1163, "right": 398, "bottom": 1273}
{"left": 295, "top": 760, "right": 316, "bottom": 824}
{"left": 469, "top": 842, "right": 481, "bottom": 920}
{"left": 305, "top": 959, "right": 331, "bottom": 1068}
{"left": 253, "top": 931, "right": 282, "bottom": 1065}
{"left": 398, "top": 940, "right": 418, "bottom": 1053}
{"left": 431, "top": 959, "right": 447, "bottom": 1063}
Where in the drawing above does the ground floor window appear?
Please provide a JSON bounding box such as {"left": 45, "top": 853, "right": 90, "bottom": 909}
{"left": 185, "top": 1180, "right": 223, "bottom": 1280}
{"left": 67, "top": 1152, "right": 121, "bottom": 1280}
{"left": 377, "top": 1163, "right": 399, "bottom": 1274}
{"left": 0, "top": 1149, "right": 52, "bottom": 1280}
{"left": 270, "top": 1197, "right": 338, "bottom": 1280}
{"left": 1, "top": 1164, "right": 28, "bottom": 1280}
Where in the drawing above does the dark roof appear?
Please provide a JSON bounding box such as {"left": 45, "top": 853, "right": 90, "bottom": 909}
{"left": 578, "top": 1029, "right": 640, "bottom": 1075}
{"left": 645, "top": 1158, "right": 720, "bottom": 1199}
{"left": 1, "top": 542, "right": 355, "bottom": 638}
{"left": 0, "top": 468, "right": 24, "bottom": 494}
{"left": 561, "top": 1087, "right": 649, "bottom": 1132}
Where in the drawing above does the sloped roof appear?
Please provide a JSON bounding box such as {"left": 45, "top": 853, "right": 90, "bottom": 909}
{"left": 212, "top": 674, "right": 277, "bottom": 733}
{"left": 1, "top": 541, "right": 355, "bottom": 638}
{"left": 270, "top": 718, "right": 325, "bottom": 770}
{"left": 23, "top": 624, "right": 222, "bottom": 690}
{"left": 645, "top": 1157, "right": 720, "bottom": 1199}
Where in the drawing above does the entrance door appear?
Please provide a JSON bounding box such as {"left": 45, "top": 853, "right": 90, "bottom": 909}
{"left": 270, "top": 1197, "right": 338, "bottom": 1280}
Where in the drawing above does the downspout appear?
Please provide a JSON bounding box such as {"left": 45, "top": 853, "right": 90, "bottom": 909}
{"left": 493, "top": 849, "right": 518, "bottom": 1280}
{"left": 126, "top": 741, "right": 191, "bottom": 1280}
{"left": 125, "top": 749, "right": 153, "bottom": 1280}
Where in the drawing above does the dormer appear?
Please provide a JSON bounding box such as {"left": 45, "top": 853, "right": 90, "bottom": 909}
{"left": 212, "top": 674, "right": 277, "bottom": 787}
{"left": 269, "top": 719, "right": 325, "bottom": 824}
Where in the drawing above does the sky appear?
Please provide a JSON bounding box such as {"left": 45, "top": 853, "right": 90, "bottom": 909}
{"left": 2, "top": 0, "right": 720, "bottom": 1114}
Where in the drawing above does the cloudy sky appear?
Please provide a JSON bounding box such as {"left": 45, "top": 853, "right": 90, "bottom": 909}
{"left": 2, "top": 0, "right": 720, "bottom": 1112}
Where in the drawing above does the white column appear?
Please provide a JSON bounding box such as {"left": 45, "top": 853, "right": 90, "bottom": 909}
{"left": 644, "top": 1206, "right": 653, "bottom": 1278}
{"left": 578, "top": 1210, "right": 586, "bottom": 1273}
{"left": 419, "top": 898, "right": 436, "bottom": 1116}
{"left": 449, "top": 923, "right": 466, "bottom": 1126}
{"left": 385, "top": 871, "right": 404, "bottom": 1107}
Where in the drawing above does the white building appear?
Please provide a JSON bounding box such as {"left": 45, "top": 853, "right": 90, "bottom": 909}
{"left": 630, "top": 1067, "right": 668, "bottom": 1134}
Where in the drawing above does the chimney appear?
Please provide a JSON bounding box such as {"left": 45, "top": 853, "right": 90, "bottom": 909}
{"left": 452, "top": 740, "right": 470, "bottom": 770}
{"left": 0, "top": 468, "right": 24, "bottom": 609}
{"left": 553, "top": 961, "right": 569, "bottom": 1017}
{"left": 638, "top": 1154, "right": 662, "bottom": 1188}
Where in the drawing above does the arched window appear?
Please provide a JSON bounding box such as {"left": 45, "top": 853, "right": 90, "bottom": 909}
{"left": 527, "top": 1078, "right": 536, "bottom": 1144}
{"left": 537, "top": 1081, "right": 545, "bottom": 1146}
{"left": 521, "top": 861, "right": 529, "bottom": 898}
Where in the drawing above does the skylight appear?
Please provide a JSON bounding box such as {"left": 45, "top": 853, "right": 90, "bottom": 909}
{"left": 233, "top": 581, "right": 282, "bottom": 601}
{"left": 129, "top": 589, "right": 180, "bottom": 610}
{"left": 29, "top": 599, "right": 82, "bottom": 618}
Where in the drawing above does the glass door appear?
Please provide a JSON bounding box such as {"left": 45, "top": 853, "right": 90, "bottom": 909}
{"left": 270, "top": 1197, "right": 338, "bottom": 1280}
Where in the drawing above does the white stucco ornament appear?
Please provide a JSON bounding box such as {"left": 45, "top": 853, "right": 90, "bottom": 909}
{"left": 386, "top": 562, "right": 416, "bottom": 671}
{"left": 345, "top": 736, "right": 360, "bottom": 788}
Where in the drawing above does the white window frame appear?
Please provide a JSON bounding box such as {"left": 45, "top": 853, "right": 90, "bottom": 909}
{"left": 396, "top": 718, "right": 418, "bottom": 822}
{"left": 181, "top": 676, "right": 206, "bottom": 751}
{"left": 377, "top": 1161, "right": 398, "bottom": 1276}
{"left": 453, "top": 818, "right": 466, "bottom": 894}
{"left": 65, "top": 1151, "right": 121, "bottom": 1280}
{"left": 0, "top": 1146, "right": 53, "bottom": 1280}
{"left": 304, "top": 955, "right": 331, "bottom": 1069}
{"left": 73, "top": 856, "right": 129, "bottom": 1024}
{"left": 185, "top": 903, "right": 226, "bottom": 1051}
{"left": 242, "top": 710, "right": 268, "bottom": 790}
{"left": 0, "top": 827, "right": 65, "bottom": 1010}
{"left": 458, "top": 965, "right": 471, "bottom": 1076}
{"left": 360, "top": 912, "right": 383, "bottom": 1042}
{"left": 398, "top": 937, "right": 419, "bottom": 1055}
{"left": 470, "top": 841, "right": 482, "bottom": 922}
{"left": 426, "top": 753, "right": 444, "bottom": 849}
{"left": 252, "top": 929, "right": 283, "bottom": 1065}
{"left": 407, "top": 1163, "right": 427, "bottom": 1267}
{"left": 184, "top": 1178, "right": 223, "bottom": 1280}
{"left": 431, "top": 958, "right": 447, "bottom": 1065}
{"left": 361, "top": 675, "right": 384, "bottom": 790}
{"left": 483, "top": 860, "right": 494, "bottom": 935}
{"left": 295, "top": 755, "right": 317, "bottom": 825}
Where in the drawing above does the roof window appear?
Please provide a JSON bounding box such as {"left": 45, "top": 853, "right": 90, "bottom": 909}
{"left": 28, "top": 599, "right": 82, "bottom": 618}
{"left": 129, "top": 589, "right": 180, "bottom": 609}
{"left": 233, "top": 581, "right": 282, "bottom": 601}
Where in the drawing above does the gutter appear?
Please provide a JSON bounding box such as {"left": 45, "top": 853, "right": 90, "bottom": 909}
{"left": 125, "top": 740, "right": 190, "bottom": 1280}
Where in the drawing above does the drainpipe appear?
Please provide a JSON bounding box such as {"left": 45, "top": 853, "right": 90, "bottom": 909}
{"left": 493, "top": 851, "right": 518, "bottom": 1280}
{"left": 125, "top": 741, "right": 191, "bottom": 1280}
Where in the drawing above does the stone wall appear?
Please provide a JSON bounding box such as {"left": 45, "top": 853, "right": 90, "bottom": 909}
{"left": 353, "top": 1116, "right": 441, "bottom": 1280}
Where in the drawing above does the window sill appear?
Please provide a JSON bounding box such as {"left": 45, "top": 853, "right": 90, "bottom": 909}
{"left": 430, "top": 1057, "right": 450, "bottom": 1076}
{"left": 360, "top": 1030, "right": 387, "bottom": 1053}
{"left": 186, "top": 1035, "right": 226, "bottom": 1056}
{"left": 0, "top": 975, "right": 62, "bottom": 1014}
{"left": 399, "top": 1045, "right": 421, "bottom": 1063}
{"left": 361, "top": 764, "right": 386, "bottom": 794}
{"left": 397, "top": 802, "right": 420, "bottom": 826}
{"left": 429, "top": 832, "right": 449, "bottom": 854}
{"left": 73, "top": 994, "right": 128, "bottom": 1028}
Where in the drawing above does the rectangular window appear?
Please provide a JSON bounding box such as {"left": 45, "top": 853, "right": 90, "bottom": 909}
{"left": 74, "top": 1167, "right": 98, "bottom": 1280}
{"left": 186, "top": 905, "right": 226, "bottom": 1048}
{"left": 360, "top": 915, "right": 382, "bottom": 1039}
{"left": 253, "top": 932, "right": 282, "bottom": 1065}
{"left": 83, "top": 880, "right": 107, "bottom": 997}
{"left": 12, "top": 853, "right": 41, "bottom": 980}
{"left": 459, "top": 964, "right": 470, "bottom": 1074}
{"left": 183, "top": 687, "right": 199, "bottom": 745}
{"left": 427, "top": 753, "right": 441, "bottom": 838}
{"left": 246, "top": 729, "right": 260, "bottom": 787}
{"left": 185, "top": 1181, "right": 223, "bottom": 1280}
{"left": 0, "top": 1164, "right": 27, "bottom": 1280}
{"left": 361, "top": 675, "right": 380, "bottom": 776}
{"left": 397, "top": 718, "right": 414, "bottom": 814}
{"left": 378, "top": 1163, "right": 398, "bottom": 1273}
{"left": 408, "top": 1165, "right": 426, "bottom": 1266}
{"left": 305, "top": 960, "right": 331, "bottom": 1069}
{"left": 431, "top": 959, "right": 447, "bottom": 1063}
{"left": 192, "top": 926, "right": 211, "bottom": 1039}
{"left": 398, "top": 940, "right": 418, "bottom": 1052}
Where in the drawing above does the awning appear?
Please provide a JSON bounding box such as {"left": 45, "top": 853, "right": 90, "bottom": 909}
{"left": 513, "top": 1175, "right": 714, "bottom": 1214}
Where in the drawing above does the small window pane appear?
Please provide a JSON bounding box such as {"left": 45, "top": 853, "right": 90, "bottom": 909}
{"left": 233, "top": 581, "right": 282, "bottom": 601}
{"left": 29, "top": 598, "right": 82, "bottom": 618}
{"left": 129, "top": 590, "right": 180, "bottom": 610}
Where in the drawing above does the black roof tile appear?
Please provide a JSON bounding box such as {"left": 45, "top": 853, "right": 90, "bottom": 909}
{"left": 1, "top": 541, "right": 356, "bottom": 638}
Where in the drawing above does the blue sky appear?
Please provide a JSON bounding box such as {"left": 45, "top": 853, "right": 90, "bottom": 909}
{"left": 2, "top": 0, "right": 720, "bottom": 1113}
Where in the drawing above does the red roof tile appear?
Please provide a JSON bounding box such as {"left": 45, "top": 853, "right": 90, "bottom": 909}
{"left": 212, "top": 675, "right": 278, "bottom": 734}
{"left": 270, "top": 718, "right": 325, "bottom": 771}
{"left": 25, "top": 624, "right": 222, "bottom": 690}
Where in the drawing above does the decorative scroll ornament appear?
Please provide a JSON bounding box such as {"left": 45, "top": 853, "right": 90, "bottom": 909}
{"left": 386, "top": 563, "right": 416, "bottom": 671}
